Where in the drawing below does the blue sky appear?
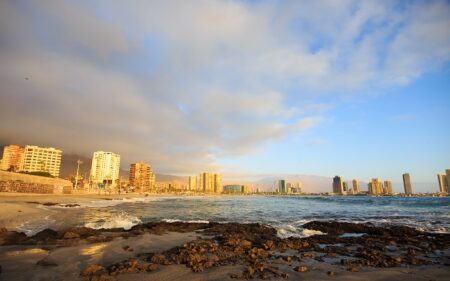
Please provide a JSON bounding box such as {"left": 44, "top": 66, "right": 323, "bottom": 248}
{"left": 0, "top": 1, "right": 449, "bottom": 190}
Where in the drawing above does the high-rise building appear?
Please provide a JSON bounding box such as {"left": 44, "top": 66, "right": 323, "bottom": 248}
{"left": 402, "top": 173, "right": 412, "bottom": 195}
{"left": 90, "top": 151, "right": 121, "bottom": 187}
{"left": 129, "top": 162, "right": 154, "bottom": 192}
{"left": 383, "top": 180, "right": 393, "bottom": 195}
{"left": 214, "top": 174, "right": 222, "bottom": 193}
{"left": 278, "top": 179, "right": 287, "bottom": 193}
{"left": 437, "top": 174, "right": 448, "bottom": 193}
{"left": 199, "top": 172, "right": 213, "bottom": 192}
{"left": 332, "top": 176, "right": 344, "bottom": 194}
{"left": 343, "top": 182, "right": 348, "bottom": 192}
{"left": 188, "top": 176, "right": 197, "bottom": 191}
{"left": 289, "top": 182, "right": 302, "bottom": 194}
{"left": 352, "top": 179, "right": 360, "bottom": 194}
{"left": 0, "top": 145, "right": 24, "bottom": 172}
{"left": 368, "top": 178, "right": 383, "bottom": 195}
{"left": 21, "top": 145, "right": 62, "bottom": 177}
{"left": 446, "top": 170, "right": 450, "bottom": 193}
{"left": 199, "top": 172, "right": 222, "bottom": 193}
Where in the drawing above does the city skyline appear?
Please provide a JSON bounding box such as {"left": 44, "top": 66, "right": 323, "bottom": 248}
{"left": 0, "top": 1, "right": 449, "bottom": 190}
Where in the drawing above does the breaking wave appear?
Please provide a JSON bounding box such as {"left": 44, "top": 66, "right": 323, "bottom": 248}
{"left": 84, "top": 212, "right": 142, "bottom": 230}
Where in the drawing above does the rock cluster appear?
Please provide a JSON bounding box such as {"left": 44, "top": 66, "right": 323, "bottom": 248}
{"left": 1, "top": 220, "right": 448, "bottom": 280}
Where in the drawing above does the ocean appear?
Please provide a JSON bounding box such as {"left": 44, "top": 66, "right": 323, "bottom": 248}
{"left": 18, "top": 195, "right": 450, "bottom": 237}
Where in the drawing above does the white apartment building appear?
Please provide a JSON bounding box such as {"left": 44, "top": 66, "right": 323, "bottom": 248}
{"left": 21, "top": 145, "right": 62, "bottom": 177}
{"left": 90, "top": 151, "right": 121, "bottom": 187}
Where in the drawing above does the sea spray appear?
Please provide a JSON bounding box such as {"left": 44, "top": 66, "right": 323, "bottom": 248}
{"left": 85, "top": 211, "right": 142, "bottom": 230}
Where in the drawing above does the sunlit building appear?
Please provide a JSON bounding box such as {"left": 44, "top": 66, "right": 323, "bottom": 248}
{"left": 352, "top": 179, "right": 360, "bottom": 194}
{"left": 0, "top": 144, "right": 24, "bottom": 172}
{"left": 383, "top": 180, "right": 393, "bottom": 195}
{"left": 188, "top": 176, "right": 197, "bottom": 191}
{"left": 368, "top": 178, "right": 383, "bottom": 195}
{"left": 437, "top": 170, "right": 450, "bottom": 193}
{"left": 446, "top": 169, "right": 450, "bottom": 193}
{"left": 129, "top": 162, "right": 155, "bottom": 192}
{"left": 214, "top": 173, "right": 222, "bottom": 193}
{"left": 402, "top": 173, "right": 412, "bottom": 195}
{"left": 288, "top": 182, "right": 302, "bottom": 194}
{"left": 21, "top": 145, "right": 62, "bottom": 177}
{"left": 437, "top": 174, "right": 447, "bottom": 193}
{"left": 199, "top": 172, "right": 222, "bottom": 193}
{"left": 90, "top": 151, "right": 120, "bottom": 187}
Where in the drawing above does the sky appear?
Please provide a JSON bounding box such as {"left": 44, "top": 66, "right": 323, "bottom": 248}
{"left": 0, "top": 0, "right": 449, "bottom": 190}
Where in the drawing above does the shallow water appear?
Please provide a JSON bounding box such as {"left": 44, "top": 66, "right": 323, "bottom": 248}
{"left": 19, "top": 195, "right": 450, "bottom": 238}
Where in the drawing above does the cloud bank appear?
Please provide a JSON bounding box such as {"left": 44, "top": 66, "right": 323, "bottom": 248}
{"left": 0, "top": 0, "right": 449, "bottom": 174}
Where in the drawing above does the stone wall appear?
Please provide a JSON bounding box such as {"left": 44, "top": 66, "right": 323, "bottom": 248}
{"left": 0, "top": 170, "right": 72, "bottom": 194}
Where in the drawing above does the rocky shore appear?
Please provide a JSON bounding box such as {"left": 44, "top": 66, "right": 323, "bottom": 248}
{"left": 0, "top": 220, "right": 449, "bottom": 280}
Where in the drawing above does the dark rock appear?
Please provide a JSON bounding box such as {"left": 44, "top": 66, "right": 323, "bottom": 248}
{"left": 36, "top": 257, "right": 58, "bottom": 266}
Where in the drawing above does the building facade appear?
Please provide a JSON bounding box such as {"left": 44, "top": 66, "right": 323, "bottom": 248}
{"left": 332, "top": 176, "right": 344, "bottom": 194}
{"left": 0, "top": 145, "right": 24, "bottom": 172}
{"left": 368, "top": 178, "right": 383, "bottom": 195}
{"left": 129, "top": 162, "right": 155, "bottom": 192}
{"left": 446, "top": 169, "right": 450, "bottom": 193}
{"left": 278, "top": 179, "right": 288, "bottom": 193}
{"left": 214, "top": 173, "right": 222, "bottom": 193}
{"left": 199, "top": 172, "right": 222, "bottom": 193}
{"left": 383, "top": 180, "right": 393, "bottom": 195}
{"left": 21, "top": 145, "right": 62, "bottom": 177}
{"left": 352, "top": 179, "right": 360, "bottom": 194}
{"left": 90, "top": 151, "right": 121, "bottom": 187}
{"left": 402, "top": 173, "right": 412, "bottom": 195}
{"left": 188, "top": 176, "right": 197, "bottom": 191}
{"left": 437, "top": 174, "right": 448, "bottom": 193}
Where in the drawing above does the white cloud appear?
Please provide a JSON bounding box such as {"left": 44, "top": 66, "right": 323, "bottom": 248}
{"left": 0, "top": 0, "right": 449, "bottom": 175}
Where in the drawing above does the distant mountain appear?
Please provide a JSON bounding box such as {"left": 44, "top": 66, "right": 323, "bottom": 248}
{"left": 253, "top": 174, "right": 333, "bottom": 193}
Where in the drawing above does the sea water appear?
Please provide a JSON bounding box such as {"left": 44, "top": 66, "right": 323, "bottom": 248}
{"left": 19, "top": 196, "right": 450, "bottom": 238}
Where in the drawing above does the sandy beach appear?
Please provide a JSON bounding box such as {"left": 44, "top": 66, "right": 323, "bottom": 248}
{"left": 0, "top": 194, "right": 449, "bottom": 281}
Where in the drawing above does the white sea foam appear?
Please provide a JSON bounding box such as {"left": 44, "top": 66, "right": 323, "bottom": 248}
{"left": 85, "top": 212, "right": 142, "bottom": 230}
{"left": 276, "top": 224, "right": 326, "bottom": 238}
{"left": 17, "top": 215, "right": 56, "bottom": 237}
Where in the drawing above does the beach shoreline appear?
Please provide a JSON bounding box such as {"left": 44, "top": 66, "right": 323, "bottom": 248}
{"left": 0, "top": 194, "right": 448, "bottom": 280}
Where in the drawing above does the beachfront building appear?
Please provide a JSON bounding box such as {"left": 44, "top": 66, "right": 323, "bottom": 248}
{"left": 352, "top": 179, "right": 360, "bottom": 194}
{"left": 402, "top": 173, "right": 413, "bottom": 195}
{"left": 437, "top": 174, "right": 448, "bottom": 193}
{"left": 278, "top": 179, "right": 288, "bottom": 194}
{"left": 437, "top": 169, "right": 450, "bottom": 193}
{"left": 90, "top": 151, "right": 120, "bottom": 188}
{"left": 343, "top": 181, "right": 349, "bottom": 192}
{"left": 21, "top": 145, "right": 62, "bottom": 177}
{"left": 223, "top": 184, "right": 250, "bottom": 194}
{"left": 368, "top": 178, "right": 383, "bottom": 195}
{"left": 383, "top": 180, "right": 393, "bottom": 195}
{"left": 446, "top": 169, "right": 450, "bottom": 192}
{"left": 199, "top": 172, "right": 222, "bottom": 193}
{"left": 129, "top": 162, "right": 155, "bottom": 192}
{"left": 332, "top": 176, "right": 344, "bottom": 194}
{"left": 188, "top": 176, "right": 197, "bottom": 191}
{"left": 0, "top": 144, "right": 24, "bottom": 172}
{"left": 288, "top": 182, "right": 302, "bottom": 194}
{"left": 214, "top": 173, "right": 222, "bottom": 193}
